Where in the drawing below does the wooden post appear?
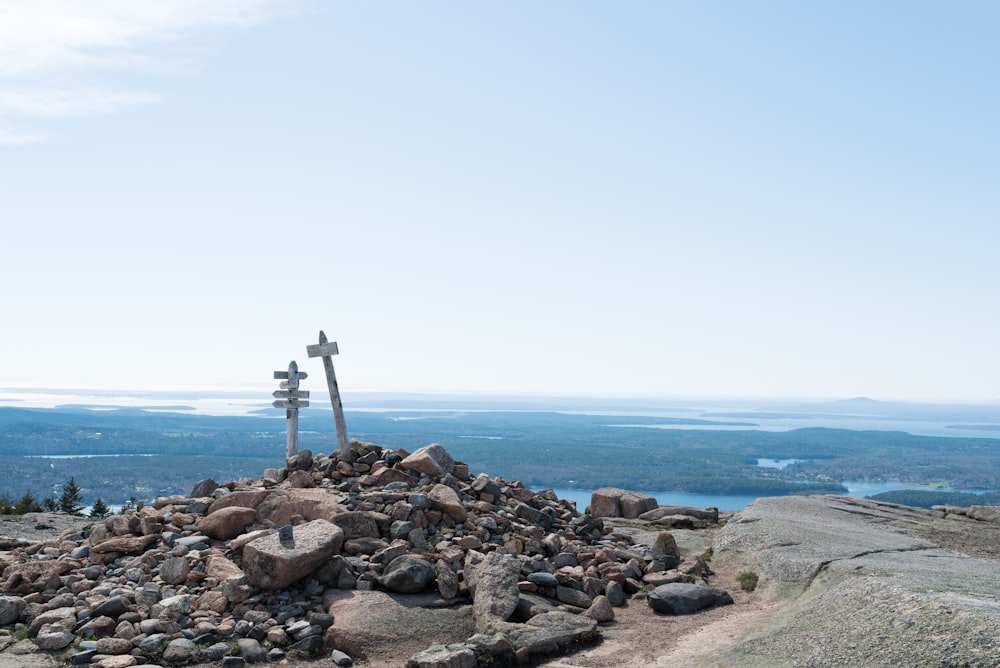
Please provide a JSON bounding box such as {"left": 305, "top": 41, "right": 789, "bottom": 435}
{"left": 273, "top": 361, "right": 309, "bottom": 460}
{"left": 306, "top": 330, "right": 350, "bottom": 458}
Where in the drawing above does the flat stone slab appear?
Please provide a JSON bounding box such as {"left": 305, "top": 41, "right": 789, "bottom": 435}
{"left": 243, "top": 519, "right": 344, "bottom": 590}
{"left": 323, "top": 590, "right": 474, "bottom": 663}
{"left": 711, "top": 495, "right": 1000, "bottom": 667}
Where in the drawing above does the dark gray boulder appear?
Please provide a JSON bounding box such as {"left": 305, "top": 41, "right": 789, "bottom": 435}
{"left": 647, "top": 583, "right": 734, "bottom": 615}
{"left": 377, "top": 555, "right": 436, "bottom": 593}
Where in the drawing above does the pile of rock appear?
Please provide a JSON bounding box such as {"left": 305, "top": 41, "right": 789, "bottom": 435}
{"left": 0, "top": 442, "right": 723, "bottom": 667}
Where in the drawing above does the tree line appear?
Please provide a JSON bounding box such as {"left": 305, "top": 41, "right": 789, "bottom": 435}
{"left": 0, "top": 477, "right": 115, "bottom": 518}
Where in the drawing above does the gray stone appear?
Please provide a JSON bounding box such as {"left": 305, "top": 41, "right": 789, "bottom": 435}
{"left": 70, "top": 649, "right": 98, "bottom": 665}
{"left": 377, "top": 554, "right": 436, "bottom": 593}
{"left": 0, "top": 596, "right": 25, "bottom": 626}
{"left": 471, "top": 552, "right": 521, "bottom": 632}
{"left": 159, "top": 556, "right": 190, "bottom": 585}
{"left": 407, "top": 643, "right": 476, "bottom": 668}
{"left": 526, "top": 572, "right": 558, "bottom": 587}
{"left": 555, "top": 585, "right": 593, "bottom": 608}
{"left": 605, "top": 580, "right": 627, "bottom": 607}
{"left": 90, "top": 595, "right": 129, "bottom": 619}
{"left": 157, "top": 594, "right": 193, "bottom": 615}
{"left": 237, "top": 637, "right": 266, "bottom": 662}
{"left": 191, "top": 478, "right": 220, "bottom": 497}
{"left": 162, "top": 638, "right": 198, "bottom": 663}
{"left": 204, "top": 642, "right": 233, "bottom": 659}
{"left": 175, "top": 534, "right": 210, "bottom": 548}
{"left": 28, "top": 607, "right": 76, "bottom": 636}
{"left": 330, "top": 648, "right": 354, "bottom": 666}
{"left": 329, "top": 511, "right": 381, "bottom": 540}
{"left": 34, "top": 625, "right": 74, "bottom": 650}
{"left": 967, "top": 505, "right": 1000, "bottom": 523}
{"left": 502, "top": 610, "right": 599, "bottom": 659}
{"left": 647, "top": 583, "right": 733, "bottom": 614}
{"left": 639, "top": 505, "right": 719, "bottom": 523}
{"left": 288, "top": 634, "right": 325, "bottom": 655}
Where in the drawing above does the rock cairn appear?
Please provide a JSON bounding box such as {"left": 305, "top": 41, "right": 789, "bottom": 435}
{"left": 0, "top": 442, "right": 721, "bottom": 667}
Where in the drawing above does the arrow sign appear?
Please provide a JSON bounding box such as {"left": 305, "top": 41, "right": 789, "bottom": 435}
{"left": 273, "top": 389, "right": 310, "bottom": 399}
{"left": 273, "top": 399, "right": 310, "bottom": 409}
{"left": 274, "top": 370, "right": 308, "bottom": 380}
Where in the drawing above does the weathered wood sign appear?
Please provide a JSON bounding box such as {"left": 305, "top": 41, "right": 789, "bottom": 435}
{"left": 306, "top": 330, "right": 350, "bottom": 458}
{"left": 273, "top": 360, "right": 309, "bottom": 459}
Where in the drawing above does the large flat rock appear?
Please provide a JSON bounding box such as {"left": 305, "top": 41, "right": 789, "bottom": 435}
{"left": 710, "top": 495, "right": 1000, "bottom": 667}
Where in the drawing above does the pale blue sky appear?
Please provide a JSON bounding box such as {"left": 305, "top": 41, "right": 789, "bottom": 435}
{"left": 2, "top": 1, "right": 998, "bottom": 401}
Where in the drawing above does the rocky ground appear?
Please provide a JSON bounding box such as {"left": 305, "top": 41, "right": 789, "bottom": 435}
{"left": 2, "top": 443, "right": 999, "bottom": 668}
{"left": 0, "top": 443, "right": 740, "bottom": 668}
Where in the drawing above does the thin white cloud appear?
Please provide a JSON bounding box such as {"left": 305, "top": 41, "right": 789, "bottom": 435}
{"left": 0, "top": 128, "right": 44, "bottom": 145}
{"left": 0, "top": 0, "right": 298, "bottom": 143}
{"left": 0, "top": 88, "right": 160, "bottom": 117}
{"left": 0, "top": 0, "right": 285, "bottom": 76}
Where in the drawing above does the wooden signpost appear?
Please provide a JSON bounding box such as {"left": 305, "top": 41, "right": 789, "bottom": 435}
{"left": 306, "top": 330, "right": 350, "bottom": 458}
{"left": 273, "top": 360, "right": 309, "bottom": 459}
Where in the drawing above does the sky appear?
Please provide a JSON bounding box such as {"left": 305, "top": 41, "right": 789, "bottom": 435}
{"left": 1, "top": 1, "right": 998, "bottom": 402}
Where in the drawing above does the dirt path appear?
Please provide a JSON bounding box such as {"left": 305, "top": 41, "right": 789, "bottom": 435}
{"left": 533, "top": 554, "right": 773, "bottom": 668}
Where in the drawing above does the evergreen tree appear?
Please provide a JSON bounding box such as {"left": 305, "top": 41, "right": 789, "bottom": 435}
{"left": 42, "top": 497, "right": 58, "bottom": 512}
{"left": 59, "top": 477, "right": 84, "bottom": 516}
{"left": 0, "top": 492, "right": 13, "bottom": 515}
{"left": 14, "top": 492, "right": 42, "bottom": 515}
{"left": 89, "top": 497, "right": 110, "bottom": 519}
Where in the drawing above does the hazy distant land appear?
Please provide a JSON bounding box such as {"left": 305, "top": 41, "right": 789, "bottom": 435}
{"left": 1, "top": 392, "right": 999, "bottom": 510}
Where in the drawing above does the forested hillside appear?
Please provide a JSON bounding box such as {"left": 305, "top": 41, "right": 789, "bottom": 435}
{"left": 2, "top": 407, "right": 998, "bottom": 508}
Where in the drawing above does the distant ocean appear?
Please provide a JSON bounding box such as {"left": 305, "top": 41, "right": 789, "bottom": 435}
{"left": 4, "top": 388, "right": 1000, "bottom": 439}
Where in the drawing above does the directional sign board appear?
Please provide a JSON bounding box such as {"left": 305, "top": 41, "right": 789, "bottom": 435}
{"left": 274, "top": 370, "right": 308, "bottom": 381}
{"left": 273, "top": 390, "right": 310, "bottom": 399}
{"left": 273, "top": 399, "right": 310, "bottom": 409}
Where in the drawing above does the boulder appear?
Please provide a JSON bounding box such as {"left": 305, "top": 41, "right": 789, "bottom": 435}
{"left": 191, "top": 478, "right": 220, "bottom": 498}
{"left": 90, "top": 534, "right": 159, "bottom": 556}
{"left": 34, "top": 625, "right": 74, "bottom": 650}
{"left": 377, "top": 555, "right": 436, "bottom": 593}
{"left": 0, "top": 595, "right": 25, "bottom": 625}
{"left": 583, "top": 594, "right": 615, "bottom": 622}
{"left": 428, "top": 484, "right": 468, "bottom": 522}
{"left": 206, "top": 489, "right": 271, "bottom": 514}
{"left": 206, "top": 553, "right": 245, "bottom": 581}
{"left": 471, "top": 552, "right": 521, "bottom": 632}
{"left": 401, "top": 444, "right": 455, "bottom": 477}
{"left": 198, "top": 506, "right": 257, "bottom": 540}
{"left": 329, "top": 510, "right": 382, "bottom": 540}
{"left": 589, "top": 488, "right": 657, "bottom": 519}
{"left": 966, "top": 505, "right": 1000, "bottom": 523}
{"left": 255, "top": 488, "right": 346, "bottom": 525}
{"left": 243, "top": 519, "right": 344, "bottom": 590}
{"left": 647, "top": 582, "right": 733, "bottom": 614}
{"left": 408, "top": 644, "right": 476, "bottom": 668}
{"left": 652, "top": 531, "right": 681, "bottom": 560}
{"left": 639, "top": 505, "right": 719, "bottom": 523}
{"left": 324, "top": 590, "right": 474, "bottom": 663}
{"left": 159, "top": 556, "right": 191, "bottom": 585}
{"left": 501, "top": 610, "right": 599, "bottom": 659}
